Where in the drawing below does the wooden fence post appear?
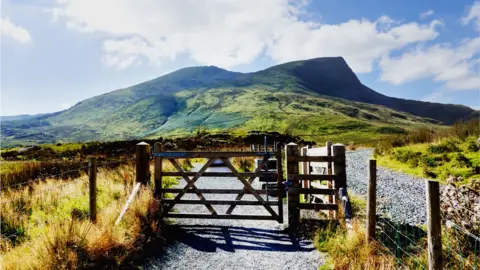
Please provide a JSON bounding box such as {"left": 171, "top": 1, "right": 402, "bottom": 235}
{"left": 275, "top": 142, "right": 284, "bottom": 224}
{"left": 301, "top": 147, "right": 310, "bottom": 203}
{"left": 366, "top": 159, "right": 377, "bottom": 243}
{"left": 332, "top": 144, "right": 346, "bottom": 203}
{"left": 286, "top": 143, "right": 300, "bottom": 231}
{"left": 154, "top": 143, "right": 163, "bottom": 197}
{"left": 136, "top": 142, "right": 151, "bottom": 184}
{"left": 88, "top": 158, "right": 97, "bottom": 222}
{"left": 426, "top": 180, "right": 442, "bottom": 270}
{"left": 326, "top": 141, "right": 333, "bottom": 218}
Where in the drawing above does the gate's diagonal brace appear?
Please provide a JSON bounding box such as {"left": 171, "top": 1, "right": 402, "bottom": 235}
{"left": 162, "top": 158, "right": 215, "bottom": 214}
{"left": 225, "top": 156, "right": 268, "bottom": 214}
{"left": 221, "top": 158, "right": 278, "bottom": 218}
{"left": 168, "top": 159, "right": 218, "bottom": 215}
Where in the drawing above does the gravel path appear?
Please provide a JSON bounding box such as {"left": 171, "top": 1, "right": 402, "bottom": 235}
{"left": 144, "top": 165, "right": 324, "bottom": 270}
{"left": 346, "top": 150, "right": 428, "bottom": 225}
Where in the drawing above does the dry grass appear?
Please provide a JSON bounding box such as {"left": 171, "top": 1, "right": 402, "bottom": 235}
{"left": 0, "top": 159, "right": 186, "bottom": 269}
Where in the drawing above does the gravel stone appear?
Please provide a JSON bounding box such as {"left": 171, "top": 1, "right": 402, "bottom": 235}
{"left": 346, "top": 150, "right": 428, "bottom": 225}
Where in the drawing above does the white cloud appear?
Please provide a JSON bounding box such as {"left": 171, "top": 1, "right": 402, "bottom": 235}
{"left": 420, "top": 10, "right": 434, "bottom": 20}
{"left": 379, "top": 37, "right": 480, "bottom": 91}
{"left": 50, "top": 0, "right": 440, "bottom": 72}
{"left": 0, "top": 17, "right": 32, "bottom": 43}
{"left": 463, "top": 1, "right": 480, "bottom": 31}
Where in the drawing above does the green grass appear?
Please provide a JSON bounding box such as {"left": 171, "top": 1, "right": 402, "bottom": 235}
{"left": 376, "top": 136, "right": 479, "bottom": 184}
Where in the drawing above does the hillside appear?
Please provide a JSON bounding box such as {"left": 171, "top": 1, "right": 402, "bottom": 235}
{"left": 1, "top": 57, "right": 476, "bottom": 146}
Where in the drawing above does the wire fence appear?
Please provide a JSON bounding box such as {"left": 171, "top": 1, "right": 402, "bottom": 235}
{"left": 0, "top": 158, "right": 137, "bottom": 251}
{"left": 374, "top": 204, "right": 479, "bottom": 269}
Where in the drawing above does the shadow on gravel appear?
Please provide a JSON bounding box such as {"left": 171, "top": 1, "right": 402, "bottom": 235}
{"left": 165, "top": 225, "right": 315, "bottom": 253}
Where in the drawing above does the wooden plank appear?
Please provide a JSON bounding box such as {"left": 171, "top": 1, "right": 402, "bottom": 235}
{"left": 162, "top": 158, "right": 215, "bottom": 214}
{"left": 289, "top": 174, "right": 335, "bottom": 181}
{"left": 115, "top": 182, "right": 142, "bottom": 225}
{"left": 286, "top": 143, "right": 300, "bottom": 231}
{"left": 162, "top": 172, "right": 278, "bottom": 177}
{"left": 366, "top": 159, "right": 377, "bottom": 243}
{"left": 152, "top": 151, "right": 275, "bottom": 158}
{"left": 298, "top": 203, "right": 338, "bottom": 210}
{"left": 326, "top": 141, "right": 334, "bottom": 219}
{"left": 301, "top": 147, "right": 309, "bottom": 203}
{"left": 426, "top": 180, "right": 442, "bottom": 270}
{"left": 276, "top": 142, "right": 284, "bottom": 224}
{"left": 288, "top": 188, "right": 335, "bottom": 195}
{"left": 162, "top": 199, "right": 278, "bottom": 205}
{"left": 88, "top": 158, "right": 97, "bottom": 222}
{"left": 154, "top": 143, "right": 163, "bottom": 197}
{"left": 161, "top": 188, "right": 269, "bottom": 194}
{"left": 165, "top": 213, "right": 278, "bottom": 220}
{"left": 225, "top": 156, "right": 268, "bottom": 214}
{"left": 168, "top": 159, "right": 218, "bottom": 215}
{"left": 287, "top": 156, "right": 341, "bottom": 162}
{"left": 221, "top": 157, "right": 279, "bottom": 218}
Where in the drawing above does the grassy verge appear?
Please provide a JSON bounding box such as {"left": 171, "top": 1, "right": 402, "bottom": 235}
{"left": 376, "top": 135, "right": 479, "bottom": 184}
{"left": 0, "top": 160, "right": 188, "bottom": 269}
{"left": 374, "top": 119, "right": 479, "bottom": 184}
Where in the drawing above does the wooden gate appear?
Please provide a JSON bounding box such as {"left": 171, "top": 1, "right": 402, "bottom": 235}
{"left": 152, "top": 143, "right": 284, "bottom": 223}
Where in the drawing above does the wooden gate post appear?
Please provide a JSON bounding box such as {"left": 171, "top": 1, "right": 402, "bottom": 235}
{"left": 301, "top": 147, "right": 310, "bottom": 203}
{"left": 136, "top": 142, "right": 151, "bottom": 184}
{"left": 286, "top": 143, "right": 300, "bottom": 231}
{"left": 275, "top": 142, "right": 284, "bottom": 224}
{"left": 426, "top": 180, "right": 442, "bottom": 270}
{"left": 366, "top": 159, "right": 377, "bottom": 243}
{"left": 326, "top": 141, "right": 333, "bottom": 218}
{"left": 154, "top": 142, "right": 163, "bottom": 197}
{"left": 332, "top": 144, "right": 346, "bottom": 205}
{"left": 88, "top": 158, "right": 97, "bottom": 222}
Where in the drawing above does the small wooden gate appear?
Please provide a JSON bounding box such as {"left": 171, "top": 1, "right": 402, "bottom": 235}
{"left": 152, "top": 143, "right": 284, "bottom": 223}
{"left": 284, "top": 143, "right": 346, "bottom": 230}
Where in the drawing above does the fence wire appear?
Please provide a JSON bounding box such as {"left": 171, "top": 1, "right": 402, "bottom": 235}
{"left": 376, "top": 216, "right": 428, "bottom": 269}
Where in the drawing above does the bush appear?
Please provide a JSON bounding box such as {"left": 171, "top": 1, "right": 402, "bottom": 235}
{"left": 466, "top": 139, "right": 479, "bottom": 152}
{"left": 393, "top": 149, "right": 421, "bottom": 163}
{"left": 421, "top": 155, "right": 440, "bottom": 168}
{"left": 427, "top": 140, "right": 459, "bottom": 154}
{"left": 454, "top": 153, "right": 472, "bottom": 167}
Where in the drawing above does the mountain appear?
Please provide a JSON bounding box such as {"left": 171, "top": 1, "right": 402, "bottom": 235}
{"left": 1, "top": 57, "right": 477, "bottom": 147}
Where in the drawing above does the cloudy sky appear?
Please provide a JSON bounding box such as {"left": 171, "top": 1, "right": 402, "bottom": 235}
{"left": 1, "top": 0, "right": 479, "bottom": 115}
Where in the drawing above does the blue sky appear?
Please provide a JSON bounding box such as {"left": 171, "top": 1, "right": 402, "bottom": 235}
{"left": 1, "top": 0, "right": 479, "bottom": 116}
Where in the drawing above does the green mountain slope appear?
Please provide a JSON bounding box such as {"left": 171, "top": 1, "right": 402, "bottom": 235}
{"left": 1, "top": 57, "right": 477, "bottom": 146}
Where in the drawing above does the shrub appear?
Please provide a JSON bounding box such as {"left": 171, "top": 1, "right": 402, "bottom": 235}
{"left": 420, "top": 155, "right": 439, "bottom": 168}
{"left": 466, "top": 139, "right": 479, "bottom": 152}
{"left": 454, "top": 153, "right": 472, "bottom": 167}
{"left": 427, "top": 140, "right": 459, "bottom": 154}
{"left": 423, "top": 168, "right": 437, "bottom": 178}
{"left": 393, "top": 149, "right": 421, "bottom": 163}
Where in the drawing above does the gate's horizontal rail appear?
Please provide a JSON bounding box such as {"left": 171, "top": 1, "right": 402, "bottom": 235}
{"left": 288, "top": 174, "right": 335, "bottom": 181}
{"left": 161, "top": 188, "right": 270, "bottom": 194}
{"left": 288, "top": 188, "right": 336, "bottom": 195}
{"left": 298, "top": 203, "right": 338, "bottom": 210}
{"left": 165, "top": 213, "right": 279, "bottom": 220}
{"left": 287, "top": 156, "right": 343, "bottom": 162}
{"left": 162, "top": 199, "right": 278, "bottom": 205}
{"left": 153, "top": 151, "right": 276, "bottom": 158}
{"left": 162, "top": 172, "right": 278, "bottom": 177}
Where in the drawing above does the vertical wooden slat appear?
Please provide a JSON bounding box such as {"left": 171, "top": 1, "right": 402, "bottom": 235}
{"left": 332, "top": 144, "right": 346, "bottom": 200}
{"left": 286, "top": 143, "right": 300, "bottom": 231}
{"left": 276, "top": 142, "right": 284, "bottom": 223}
{"left": 154, "top": 142, "right": 163, "bottom": 197}
{"left": 326, "top": 141, "right": 333, "bottom": 218}
{"left": 426, "top": 180, "right": 442, "bottom": 270}
{"left": 88, "top": 158, "right": 97, "bottom": 222}
{"left": 136, "top": 142, "right": 151, "bottom": 184}
{"left": 366, "top": 159, "right": 377, "bottom": 243}
{"left": 301, "top": 147, "right": 309, "bottom": 203}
